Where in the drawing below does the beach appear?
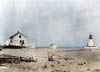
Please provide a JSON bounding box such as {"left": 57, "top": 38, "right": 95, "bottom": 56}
{"left": 0, "top": 48, "right": 100, "bottom": 72}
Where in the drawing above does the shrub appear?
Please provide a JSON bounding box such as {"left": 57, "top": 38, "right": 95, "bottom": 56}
{"left": 50, "top": 64, "right": 55, "bottom": 68}
{"left": 42, "top": 64, "right": 48, "bottom": 69}
{"left": 94, "top": 69, "right": 100, "bottom": 72}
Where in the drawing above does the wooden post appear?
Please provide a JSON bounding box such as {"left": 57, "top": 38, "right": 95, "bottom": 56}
{"left": 48, "top": 52, "right": 54, "bottom": 61}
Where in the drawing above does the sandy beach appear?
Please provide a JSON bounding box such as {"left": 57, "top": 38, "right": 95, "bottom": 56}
{"left": 0, "top": 48, "right": 100, "bottom": 72}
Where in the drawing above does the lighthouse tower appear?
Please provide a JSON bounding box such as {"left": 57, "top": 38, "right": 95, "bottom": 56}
{"left": 87, "top": 34, "right": 94, "bottom": 47}
{"left": 84, "top": 34, "right": 98, "bottom": 48}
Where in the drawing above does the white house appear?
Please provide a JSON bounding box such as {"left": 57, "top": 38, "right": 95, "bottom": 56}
{"left": 5, "top": 31, "right": 27, "bottom": 46}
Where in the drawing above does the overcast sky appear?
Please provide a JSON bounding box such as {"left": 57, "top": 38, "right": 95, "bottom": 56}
{"left": 0, "top": 0, "right": 100, "bottom": 47}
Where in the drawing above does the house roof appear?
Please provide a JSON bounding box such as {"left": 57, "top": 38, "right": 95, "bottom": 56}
{"left": 10, "top": 31, "right": 27, "bottom": 39}
{"left": 49, "top": 44, "right": 56, "bottom": 46}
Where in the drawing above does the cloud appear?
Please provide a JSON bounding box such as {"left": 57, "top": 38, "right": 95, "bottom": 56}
{"left": 0, "top": 0, "right": 12, "bottom": 44}
{"left": 1, "top": 0, "right": 100, "bottom": 47}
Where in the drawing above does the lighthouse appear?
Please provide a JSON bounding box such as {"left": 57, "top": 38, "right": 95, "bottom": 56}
{"left": 87, "top": 34, "right": 94, "bottom": 47}
{"left": 84, "top": 34, "right": 98, "bottom": 48}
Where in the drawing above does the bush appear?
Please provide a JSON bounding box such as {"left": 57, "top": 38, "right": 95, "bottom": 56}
{"left": 56, "top": 61, "right": 60, "bottom": 64}
{"left": 42, "top": 64, "right": 48, "bottom": 69}
{"left": 94, "top": 69, "right": 100, "bottom": 72}
{"left": 87, "top": 68, "right": 91, "bottom": 71}
{"left": 50, "top": 64, "right": 55, "bottom": 67}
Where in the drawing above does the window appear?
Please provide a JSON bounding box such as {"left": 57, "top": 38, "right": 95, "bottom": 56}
{"left": 10, "top": 40, "right": 13, "bottom": 43}
{"left": 20, "top": 40, "right": 24, "bottom": 45}
{"left": 20, "top": 40, "right": 21, "bottom": 43}
{"left": 19, "top": 35, "right": 21, "bottom": 38}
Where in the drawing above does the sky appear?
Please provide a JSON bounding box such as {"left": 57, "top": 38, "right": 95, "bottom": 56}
{"left": 0, "top": 0, "right": 100, "bottom": 47}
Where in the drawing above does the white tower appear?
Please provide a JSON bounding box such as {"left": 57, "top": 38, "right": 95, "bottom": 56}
{"left": 84, "top": 34, "right": 98, "bottom": 48}
{"left": 87, "top": 34, "right": 94, "bottom": 47}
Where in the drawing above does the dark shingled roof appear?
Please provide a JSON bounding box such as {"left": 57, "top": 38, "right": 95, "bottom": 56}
{"left": 10, "top": 31, "right": 27, "bottom": 39}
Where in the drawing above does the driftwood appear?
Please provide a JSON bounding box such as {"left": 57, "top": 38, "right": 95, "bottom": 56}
{"left": 0, "top": 57, "right": 20, "bottom": 64}
{"left": 19, "top": 56, "right": 37, "bottom": 62}
{"left": 0, "top": 54, "right": 37, "bottom": 64}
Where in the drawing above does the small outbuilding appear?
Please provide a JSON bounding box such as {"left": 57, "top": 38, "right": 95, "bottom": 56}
{"left": 49, "top": 44, "right": 57, "bottom": 49}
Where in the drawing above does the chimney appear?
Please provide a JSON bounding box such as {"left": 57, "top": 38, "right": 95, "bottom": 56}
{"left": 17, "top": 31, "right": 19, "bottom": 33}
